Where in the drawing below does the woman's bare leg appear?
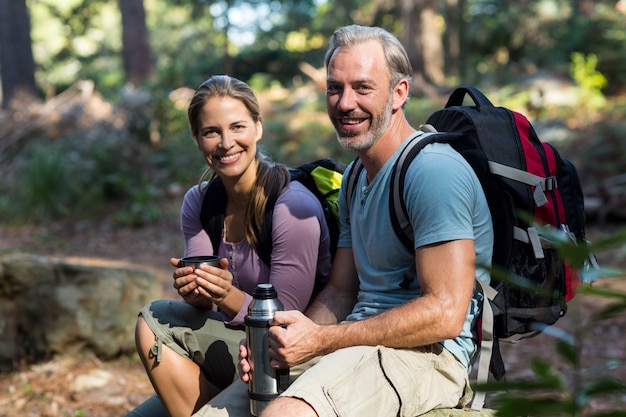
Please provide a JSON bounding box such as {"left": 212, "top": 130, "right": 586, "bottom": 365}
{"left": 135, "top": 316, "right": 220, "bottom": 417}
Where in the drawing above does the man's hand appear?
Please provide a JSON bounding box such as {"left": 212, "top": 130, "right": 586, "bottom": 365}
{"left": 267, "top": 310, "right": 323, "bottom": 368}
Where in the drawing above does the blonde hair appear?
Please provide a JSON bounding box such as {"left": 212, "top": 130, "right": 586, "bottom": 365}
{"left": 187, "top": 75, "right": 289, "bottom": 248}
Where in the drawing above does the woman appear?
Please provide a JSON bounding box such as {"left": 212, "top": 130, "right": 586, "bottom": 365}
{"left": 126, "top": 75, "right": 331, "bottom": 417}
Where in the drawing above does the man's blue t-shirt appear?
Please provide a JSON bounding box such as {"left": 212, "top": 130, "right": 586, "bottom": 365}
{"left": 338, "top": 133, "right": 493, "bottom": 370}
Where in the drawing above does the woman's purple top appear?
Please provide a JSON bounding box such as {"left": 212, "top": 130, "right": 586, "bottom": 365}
{"left": 181, "top": 180, "right": 331, "bottom": 326}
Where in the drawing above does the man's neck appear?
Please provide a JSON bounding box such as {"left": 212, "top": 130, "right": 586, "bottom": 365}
{"left": 358, "top": 120, "right": 415, "bottom": 182}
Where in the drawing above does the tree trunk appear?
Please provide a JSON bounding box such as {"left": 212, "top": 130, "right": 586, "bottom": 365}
{"left": 443, "top": 0, "right": 460, "bottom": 78}
{"left": 420, "top": 0, "right": 445, "bottom": 85}
{"left": 0, "top": 0, "right": 37, "bottom": 108}
{"left": 400, "top": 0, "right": 423, "bottom": 76}
{"left": 401, "top": 0, "right": 445, "bottom": 87}
{"left": 222, "top": 0, "right": 233, "bottom": 76}
{"left": 118, "top": 0, "right": 155, "bottom": 85}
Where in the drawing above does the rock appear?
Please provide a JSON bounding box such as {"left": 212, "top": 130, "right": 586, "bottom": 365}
{"left": 71, "top": 369, "right": 113, "bottom": 391}
{"left": 0, "top": 253, "right": 162, "bottom": 370}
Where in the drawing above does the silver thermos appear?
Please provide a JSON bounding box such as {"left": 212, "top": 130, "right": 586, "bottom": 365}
{"left": 245, "top": 283, "right": 290, "bottom": 416}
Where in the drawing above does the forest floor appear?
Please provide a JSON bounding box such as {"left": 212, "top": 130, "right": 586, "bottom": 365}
{"left": 0, "top": 214, "right": 625, "bottom": 416}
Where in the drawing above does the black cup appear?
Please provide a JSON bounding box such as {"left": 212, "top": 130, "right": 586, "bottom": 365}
{"left": 179, "top": 255, "right": 220, "bottom": 269}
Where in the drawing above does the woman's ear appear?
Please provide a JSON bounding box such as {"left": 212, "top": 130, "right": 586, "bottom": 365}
{"left": 255, "top": 120, "right": 263, "bottom": 142}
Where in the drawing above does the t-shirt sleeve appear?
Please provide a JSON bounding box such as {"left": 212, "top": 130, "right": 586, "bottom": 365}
{"left": 403, "top": 144, "right": 480, "bottom": 249}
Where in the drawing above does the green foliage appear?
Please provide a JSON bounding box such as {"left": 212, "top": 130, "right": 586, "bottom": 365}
{"left": 22, "top": 0, "right": 626, "bottom": 96}
{"left": 463, "top": 0, "right": 626, "bottom": 93}
{"left": 113, "top": 180, "right": 162, "bottom": 227}
{"left": 559, "top": 100, "right": 626, "bottom": 184}
{"left": 29, "top": 0, "right": 122, "bottom": 95}
{"left": 569, "top": 53, "right": 607, "bottom": 110}
{"left": 475, "top": 225, "right": 626, "bottom": 416}
{"left": 2, "top": 140, "right": 76, "bottom": 222}
{"left": 0, "top": 91, "right": 204, "bottom": 227}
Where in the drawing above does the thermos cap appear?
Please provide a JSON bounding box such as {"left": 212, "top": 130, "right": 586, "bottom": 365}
{"left": 252, "top": 283, "right": 278, "bottom": 300}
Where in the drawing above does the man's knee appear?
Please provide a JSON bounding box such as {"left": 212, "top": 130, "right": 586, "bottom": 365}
{"left": 261, "top": 396, "right": 316, "bottom": 417}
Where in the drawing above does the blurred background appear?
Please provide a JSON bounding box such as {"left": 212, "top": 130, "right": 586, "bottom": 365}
{"left": 1, "top": 0, "right": 625, "bottom": 229}
{"left": 1, "top": 1, "right": 626, "bottom": 415}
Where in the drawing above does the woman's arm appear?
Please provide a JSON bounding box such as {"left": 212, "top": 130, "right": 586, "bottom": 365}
{"left": 266, "top": 182, "right": 331, "bottom": 312}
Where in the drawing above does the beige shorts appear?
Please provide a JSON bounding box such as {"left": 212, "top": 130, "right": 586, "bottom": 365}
{"left": 193, "top": 344, "right": 472, "bottom": 417}
{"left": 285, "top": 344, "right": 472, "bottom": 417}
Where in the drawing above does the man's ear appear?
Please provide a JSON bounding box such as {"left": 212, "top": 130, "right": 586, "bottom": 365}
{"left": 392, "top": 78, "right": 410, "bottom": 111}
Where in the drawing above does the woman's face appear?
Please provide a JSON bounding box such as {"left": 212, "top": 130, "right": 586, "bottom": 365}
{"left": 196, "top": 96, "right": 262, "bottom": 184}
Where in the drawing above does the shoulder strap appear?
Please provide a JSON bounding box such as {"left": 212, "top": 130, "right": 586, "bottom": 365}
{"left": 254, "top": 187, "right": 281, "bottom": 268}
{"left": 389, "top": 129, "right": 443, "bottom": 251}
{"left": 344, "top": 157, "right": 365, "bottom": 211}
{"left": 199, "top": 177, "right": 278, "bottom": 267}
{"left": 200, "top": 178, "right": 228, "bottom": 256}
{"left": 344, "top": 129, "right": 442, "bottom": 250}
{"left": 471, "top": 279, "right": 497, "bottom": 411}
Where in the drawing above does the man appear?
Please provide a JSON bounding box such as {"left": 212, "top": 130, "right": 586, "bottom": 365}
{"left": 196, "top": 24, "right": 493, "bottom": 417}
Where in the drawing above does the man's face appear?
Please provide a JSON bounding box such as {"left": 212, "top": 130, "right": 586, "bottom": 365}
{"left": 325, "top": 40, "right": 393, "bottom": 152}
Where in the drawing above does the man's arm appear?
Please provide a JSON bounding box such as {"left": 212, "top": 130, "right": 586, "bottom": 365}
{"left": 305, "top": 247, "right": 359, "bottom": 325}
{"left": 269, "top": 239, "right": 476, "bottom": 367}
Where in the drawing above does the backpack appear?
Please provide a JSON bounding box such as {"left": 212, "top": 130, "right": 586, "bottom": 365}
{"left": 200, "top": 158, "right": 345, "bottom": 295}
{"left": 345, "top": 86, "right": 593, "bottom": 409}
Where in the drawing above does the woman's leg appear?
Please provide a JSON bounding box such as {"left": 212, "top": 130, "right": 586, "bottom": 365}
{"left": 135, "top": 316, "right": 220, "bottom": 417}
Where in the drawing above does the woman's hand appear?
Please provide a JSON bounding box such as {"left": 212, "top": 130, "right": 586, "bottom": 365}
{"left": 238, "top": 339, "right": 251, "bottom": 383}
{"left": 192, "top": 257, "right": 235, "bottom": 304}
{"left": 171, "top": 257, "right": 244, "bottom": 316}
{"left": 169, "top": 257, "right": 213, "bottom": 308}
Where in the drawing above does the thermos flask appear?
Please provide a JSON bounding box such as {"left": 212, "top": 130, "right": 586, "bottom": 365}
{"left": 245, "top": 283, "right": 290, "bottom": 416}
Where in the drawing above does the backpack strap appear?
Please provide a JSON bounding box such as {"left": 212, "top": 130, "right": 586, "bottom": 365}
{"left": 344, "top": 129, "right": 439, "bottom": 250}
{"left": 200, "top": 178, "right": 228, "bottom": 256}
{"left": 471, "top": 279, "right": 498, "bottom": 411}
{"left": 488, "top": 161, "right": 555, "bottom": 207}
{"left": 389, "top": 129, "right": 443, "bottom": 251}
{"left": 344, "top": 157, "right": 365, "bottom": 213}
{"left": 254, "top": 189, "right": 280, "bottom": 268}
{"left": 200, "top": 176, "right": 277, "bottom": 267}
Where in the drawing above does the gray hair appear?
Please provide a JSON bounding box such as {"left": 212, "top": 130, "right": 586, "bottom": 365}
{"left": 324, "top": 25, "right": 413, "bottom": 90}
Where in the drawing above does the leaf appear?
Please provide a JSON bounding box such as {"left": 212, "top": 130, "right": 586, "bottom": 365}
{"left": 530, "top": 358, "right": 563, "bottom": 387}
{"left": 578, "top": 284, "right": 626, "bottom": 301}
{"left": 580, "top": 266, "right": 622, "bottom": 283}
{"left": 588, "top": 412, "right": 626, "bottom": 417}
{"left": 474, "top": 379, "right": 558, "bottom": 393}
{"left": 493, "top": 397, "right": 576, "bottom": 417}
{"left": 555, "top": 339, "right": 579, "bottom": 366}
{"left": 587, "top": 227, "right": 626, "bottom": 253}
{"left": 581, "top": 377, "right": 626, "bottom": 397}
{"left": 591, "top": 303, "right": 626, "bottom": 322}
